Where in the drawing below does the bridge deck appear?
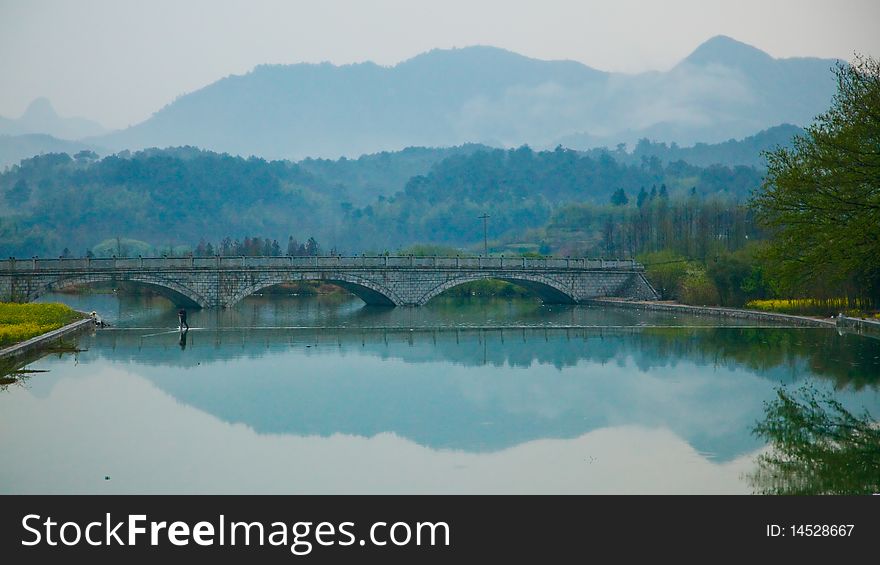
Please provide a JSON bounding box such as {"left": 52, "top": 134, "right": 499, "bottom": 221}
{"left": 0, "top": 256, "right": 643, "bottom": 272}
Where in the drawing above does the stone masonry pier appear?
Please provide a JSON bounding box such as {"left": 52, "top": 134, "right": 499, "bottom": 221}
{"left": 0, "top": 256, "right": 659, "bottom": 308}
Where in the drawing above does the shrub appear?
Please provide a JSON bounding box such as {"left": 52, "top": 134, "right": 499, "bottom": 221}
{"left": 679, "top": 264, "right": 721, "bottom": 305}
{"left": 638, "top": 250, "right": 690, "bottom": 300}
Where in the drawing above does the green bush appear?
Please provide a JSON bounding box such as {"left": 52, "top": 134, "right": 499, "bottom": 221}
{"left": 679, "top": 264, "right": 721, "bottom": 305}
{"left": 638, "top": 250, "right": 690, "bottom": 300}
{"left": 707, "top": 243, "right": 777, "bottom": 306}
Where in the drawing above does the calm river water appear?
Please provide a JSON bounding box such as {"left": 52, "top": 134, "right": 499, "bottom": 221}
{"left": 2, "top": 292, "right": 878, "bottom": 494}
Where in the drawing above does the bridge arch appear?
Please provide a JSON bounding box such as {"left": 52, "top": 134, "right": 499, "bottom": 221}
{"left": 32, "top": 274, "right": 208, "bottom": 308}
{"left": 223, "top": 272, "right": 402, "bottom": 307}
{"left": 417, "top": 273, "right": 577, "bottom": 306}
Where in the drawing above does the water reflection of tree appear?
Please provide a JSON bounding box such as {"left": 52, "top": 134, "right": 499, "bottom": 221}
{"left": 748, "top": 385, "right": 880, "bottom": 495}
{"left": 1, "top": 353, "right": 38, "bottom": 386}
{"left": 643, "top": 328, "right": 879, "bottom": 390}
{"left": 0, "top": 343, "right": 78, "bottom": 389}
{"left": 0, "top": 358, "right": 32, "bottom": 391}
{"left": 79, "top": 324, "right": 880, "bottom": 391}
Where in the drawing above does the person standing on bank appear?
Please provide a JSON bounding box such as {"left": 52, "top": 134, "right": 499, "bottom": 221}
{"left": 178, "top": 308, "right": 189, "bottom": 331}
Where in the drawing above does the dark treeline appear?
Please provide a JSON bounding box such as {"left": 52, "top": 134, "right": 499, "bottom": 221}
{"left": 193, "top": 235, "right": 322, "bottom": 257}
{"left": 581, "top": 124, "right": 804, "bottom": 169}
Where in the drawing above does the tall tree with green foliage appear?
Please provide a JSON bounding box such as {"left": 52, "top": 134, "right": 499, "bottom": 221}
{"left": 753, "top": 56, "right": 880, "bottom": 303}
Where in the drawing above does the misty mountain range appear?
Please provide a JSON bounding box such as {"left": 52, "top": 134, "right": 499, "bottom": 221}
{"left": 1, "top": 35, "right": 836, "bottom": 166}
{"left": 90, "top": 35, "right": 836, "bottom": 159}
{"left": 0, "top": 97, "right": 108, "bottom": 140}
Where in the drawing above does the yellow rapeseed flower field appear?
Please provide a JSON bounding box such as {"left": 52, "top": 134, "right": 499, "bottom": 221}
{"left": 0, "top": 303, "right": 83, "bottom": 346}
{"left": 746, "top": 298, "right": 876, "bottom": 317}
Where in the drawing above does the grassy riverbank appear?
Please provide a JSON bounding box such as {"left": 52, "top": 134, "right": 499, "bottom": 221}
{"left": 0, "top": 303, "right": 84, "bottom": 346}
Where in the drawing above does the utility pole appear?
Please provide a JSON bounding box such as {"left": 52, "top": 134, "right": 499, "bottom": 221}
{"left": 478, "top": 213, "right": 490, "bottom": 257}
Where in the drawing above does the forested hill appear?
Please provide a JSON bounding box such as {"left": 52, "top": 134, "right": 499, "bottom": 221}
{"left": 0, "top": 133, "right": 106, "bottom": 170}
{"left": 585, "top": 124, "right": 805, "bottom": 169}
{"left": 296, "top": 143, "right": 491, "bottom": 205}
{"left": 0, "top": 145, "right": 763, "bottom": 257}
{"left": 339, "top": 146, "right": 762, "bottom": 251}
{"left": 0, "top": 148, "right": 337, "bottom": 257}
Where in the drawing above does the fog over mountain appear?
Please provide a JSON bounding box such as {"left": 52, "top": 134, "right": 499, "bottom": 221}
{"left": 89, "top": 35, "right": 838, "bottom": 160}
{"left": 0, "top": 98, "right": 108, "bottom": 140}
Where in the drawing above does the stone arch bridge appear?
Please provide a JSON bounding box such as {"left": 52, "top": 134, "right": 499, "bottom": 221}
{"left": 0, "top": 256, "right": 658, "bottom": 308}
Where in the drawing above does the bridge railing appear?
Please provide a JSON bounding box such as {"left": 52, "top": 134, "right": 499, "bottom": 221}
{"left": 0, "top": 256, "right": 642, "bottom": 271}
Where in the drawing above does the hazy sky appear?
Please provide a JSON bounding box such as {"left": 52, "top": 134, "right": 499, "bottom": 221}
{"left": 1, "top": 0, "right": 878, "bottom": 130}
